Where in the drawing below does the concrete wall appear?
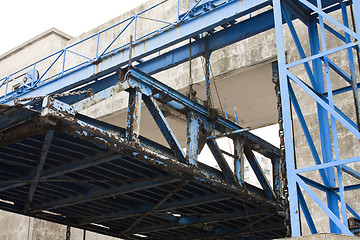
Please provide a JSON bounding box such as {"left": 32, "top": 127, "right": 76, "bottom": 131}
{"left": 276, "top": 233, "right": 360, "bottom": 239}
{"left": 0, "top": 210, "right": 120, "bottom": 240}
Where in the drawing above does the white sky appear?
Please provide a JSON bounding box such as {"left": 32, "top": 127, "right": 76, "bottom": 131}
{"left": 0, "top": 0, "right": 149, "bottom": 55}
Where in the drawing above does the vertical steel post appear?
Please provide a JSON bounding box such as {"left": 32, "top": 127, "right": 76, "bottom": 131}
{"left": 273, "top": 0, "right": 300, "bottom": 236}
{"left": 353, "top": 0, "right": 360, "bottom": 33}
{"left": 126, "top": 88, "right": 142, "bottom": 143}
{"left": 177, "top": 0, "right": 180, "bottom": 22}
{"left": 341, "top": 1, "right": 360, "bottom": 131}
{"left": 186, "top": 111, "right": 200, "bottom": 166}
{"left": 62, "top": 49, "right": 67, "bottom": 77}
{"left": 309, "top": 8, "right": 340, "bottom": 232}
{"left": 96, "top": 33, "right": 100, "bottom": 58}
{"left": 134, "top": 15, "right": 138, "bottom": 42}
{"left": 233, "top": 136, "right": 245, "bottom": 186}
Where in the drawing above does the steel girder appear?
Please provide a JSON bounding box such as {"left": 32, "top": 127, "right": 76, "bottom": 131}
{"left": 0, "top": 67, "right": 286, "bottom": 239}
{"left": 273, "top": 0, "right": 360, "bottom": 236}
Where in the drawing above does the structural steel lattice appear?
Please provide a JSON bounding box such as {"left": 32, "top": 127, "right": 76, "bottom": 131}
{"left": 0, "top": 0, "right": 359, "bottom": 238}
{"left": 273, "top": 0, "right": 360, "bottom": 236}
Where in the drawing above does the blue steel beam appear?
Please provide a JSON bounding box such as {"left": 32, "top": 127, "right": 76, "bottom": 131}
{"left": 296, "top": 175, "right": 353, "bottom": 235}
{"left": 30, "top": 179, "right": 179, "bottom": 213}
{"left": 273, "top": 0, "right": 300, "bottom": 235}
{"left": 142, "top": 95, "right": 186, "bottom": 163}
{"left": 126, "top": 67, "right": 281, "bottom": 160}
{"left": 342, "top": 165, "right": 360, "bottom": 181}
{"left": 297, "top": 186, "right": 318, "bottom": 234}
{"left": 121, "top": 181, "right": 187, "bottom": 234}
{"left": 0, "top": 151, "right": 118, "bottom": 192}
{"left": 80, "top": 192, "right": 229, "bottom": 225}
{"left": 207, "top": 139, "right": 237, "bottom": 185}
{"left": 126, "top": 88, "right": 142, "bottom": 143}
{"left": 233, "top": 136, "right": 245, "bottom": 187}
{"left": 186, "top": 111, "right": 202, "bottom": 166}
{"left": 123, "top": 209, "right": 271, "bottom": 236}
{"left": 23, "top": 130, "right": 54, "bottom": 213}
{"left": 243, "top": 146, "right": 276, "bottom": 200}
{"left": 137, "top": 9, "right": 275, "bottom": 75}
{"left": 1, "top": 0, "right": 271, "bottom": 104}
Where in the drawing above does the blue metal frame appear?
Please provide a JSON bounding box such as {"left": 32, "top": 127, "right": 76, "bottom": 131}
{"left": 0, "top": 0, "right": 272, "bottom": 104}
{"left": 273, "top": 0, "right": 360, "bottom": 236}
{"left": 0, "top": 67, "right": 286, "bottom": 238}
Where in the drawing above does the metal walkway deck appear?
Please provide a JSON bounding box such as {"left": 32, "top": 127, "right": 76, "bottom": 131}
{"left": 0, "top": 104, "right": 285, "bottom": 239}
{"left": 0, "top": 67, "right": 285, "bottom": 239}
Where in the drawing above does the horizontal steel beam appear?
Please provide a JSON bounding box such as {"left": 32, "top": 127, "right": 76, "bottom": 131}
{"left": 30, "top": 179, "right": 179, "bottom": 213}
{"left": 80, "top": 192, "right": 229, "bottom": 225}
{"left": 127, "top": 67, "right": 281, "bottom": 160}
{"left": 123, "top": 208, "right": 271, "bottom": 235}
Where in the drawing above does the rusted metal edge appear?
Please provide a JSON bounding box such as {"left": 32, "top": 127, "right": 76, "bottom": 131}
{"left": 56, "top": 115, "right": 282, "bottom": 210}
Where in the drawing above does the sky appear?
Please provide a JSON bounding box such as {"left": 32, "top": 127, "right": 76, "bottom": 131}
{"left": 0, "top": 0, "right": 149, "bottom": 55}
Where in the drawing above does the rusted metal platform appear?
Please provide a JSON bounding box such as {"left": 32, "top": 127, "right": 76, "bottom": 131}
{"left": 0, "top": 102, "right": 286, "bottom": 239}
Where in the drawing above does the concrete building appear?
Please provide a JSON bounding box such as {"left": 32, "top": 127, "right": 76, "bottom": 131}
{"left": 0, "top": 0, "right": 358, "bottom": 239}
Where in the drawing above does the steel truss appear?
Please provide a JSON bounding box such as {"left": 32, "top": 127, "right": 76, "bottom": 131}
{"left": 0, "top": 66, "right": 286, "bottom": 239}
{"left": 273, "top": 0, "right": 360, "bottom": 236}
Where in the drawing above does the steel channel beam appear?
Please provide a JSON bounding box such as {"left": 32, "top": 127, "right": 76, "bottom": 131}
{"left": 121, "top": 181, "right": 187, "bottom": 234}
{"left": 126, "top": 88, "right": 142, "bottom": 143}
{"left": 80, "top": 192, "right": 229, "bottom": 225}
{"left": 123, "top": 209, "right": 271, "bottom": 236}
{"left": 23, "top": 130, "right": 54, "bottom": 212}
{"left": 127, "top": 67, "right": 280, "bottom": 159}
{"left": 207, "top": 139, "right": 237, "bottom": 185}
{"left": 243, "top": 146, "right": 276, "bottom": 200}
{"left": 143, "top": 95, "right": 186, "bottom": 163}
{"left": 0, "top": 151, "right": 118, "bottom": 192}
{"left": 56, "top": 113, "right": 281, "bottom": 210}
{"left": 30, "top": 179, "right": 179, "bottom": 213}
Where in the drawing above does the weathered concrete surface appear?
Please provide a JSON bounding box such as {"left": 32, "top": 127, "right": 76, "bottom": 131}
{"left": 276, "top": 233, "right": 360, "bottom": 239}
{"left": 284, "top": 10, "right": 360, "bottom": 234}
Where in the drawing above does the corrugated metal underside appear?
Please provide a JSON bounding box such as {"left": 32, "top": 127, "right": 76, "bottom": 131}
{"left": 0, "top": 105, "right": 286, "bottom": 240}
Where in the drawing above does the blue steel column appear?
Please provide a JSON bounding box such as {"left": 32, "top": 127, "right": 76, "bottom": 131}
{"left": 341, "top": 1, "right": 360, "bottom": 130}
{"left": 273, "top": 0, "right": 300, "bottom": 236}
{"left": 308, "top": 14, "right": 340, "bottom": 234}
{"left": 186, "top": 111, "right": 200, "bottom": 166}
{"left": 233, "top": 136, "right": 245, "bottom": 186}
{"left": 126, "top": 88, "right": 142, "bottom": 143}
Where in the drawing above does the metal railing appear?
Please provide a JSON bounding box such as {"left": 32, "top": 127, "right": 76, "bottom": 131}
{"left": 0, "top": 0, "right": 208, "bottom": 102}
